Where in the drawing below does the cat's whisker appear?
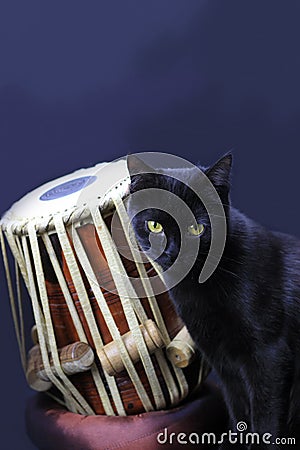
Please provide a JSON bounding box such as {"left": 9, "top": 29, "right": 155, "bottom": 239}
{"left": 213, "top": 278, "right": 230, "bottom": 299}
{"left": 197, "top": 250, "right": 244, "bottom": 267}
{"left": 220, "top": 255, "right": 244, "bottom": 266}
{"left": 218, "top": 266, "right": 242, "bottom": 282}
{"left": 205, "top": 213, "right": 228, "bottom": 218}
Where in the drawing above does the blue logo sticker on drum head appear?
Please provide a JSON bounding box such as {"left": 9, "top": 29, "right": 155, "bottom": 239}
{"left": 39, "top": 176, "right": 97, "bottom": 201}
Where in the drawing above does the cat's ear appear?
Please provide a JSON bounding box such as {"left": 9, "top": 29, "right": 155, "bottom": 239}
{"left": 127, "top": 154, "right": 153, "bottom": 176}
{"left": 127, "top": 154, "right": 155, "bottom": 193}
{"left": 205, "top": 153, "right": 232, "bottom": 192}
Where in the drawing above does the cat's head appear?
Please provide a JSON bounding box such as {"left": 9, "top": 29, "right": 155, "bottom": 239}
{"left": 126, "top": 153, "right": 232, "bottom": 284}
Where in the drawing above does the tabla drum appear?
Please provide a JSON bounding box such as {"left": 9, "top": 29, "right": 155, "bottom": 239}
{"left": 0, "top": 158, "right": 208, "bottom": 416}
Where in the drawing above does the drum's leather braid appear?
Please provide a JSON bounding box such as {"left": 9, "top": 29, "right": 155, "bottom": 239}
{"left": 53, "top": 214, "right": 116, "bottom": 416}
{"left": 27, "top": 221, "right": 95, "bottom": 415}
{"left": 0, "top": 226, "right": 26, "bottom": 371}
{"left": 113, "top": 196, "right": 189, "bottom": 402}
{"left": 71, "top": 226, "right": 128, "bottom": 416}
{"left": 91, "top": 205, "right": 166, "bottom": 410}
{"left": 23, "top": 225, "right": 82, "bottom": 413}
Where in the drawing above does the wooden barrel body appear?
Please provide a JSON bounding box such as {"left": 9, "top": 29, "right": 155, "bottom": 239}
{"left": 42, "top": 217, "right": 200, "bottom": 414}
{"left": 1, "top": 160, "right": 205, "bottom": 416}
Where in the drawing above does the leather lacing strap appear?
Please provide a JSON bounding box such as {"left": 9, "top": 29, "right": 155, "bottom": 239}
{"left": 53, "top": 214, "right": 118, "bottom": 416}
{"left": 90, "top": 205, "right": 162, "bottom": 411}
{"left": 27, "top": 222, "right": 94, "bottom": 415}
{"left": 0, "top": 226, "right": 26, "bottom": 372}
{"left": 113, "top": 196, "right": 189, "bottom": 402}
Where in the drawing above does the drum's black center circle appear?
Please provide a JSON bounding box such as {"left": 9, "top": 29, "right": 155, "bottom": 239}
{"left": 39, "top": 176, "right": 97, "bottom": 201}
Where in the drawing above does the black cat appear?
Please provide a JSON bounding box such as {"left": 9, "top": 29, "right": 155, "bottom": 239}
{"left": 126, "top": 153, "right": 300, "bottom": 449}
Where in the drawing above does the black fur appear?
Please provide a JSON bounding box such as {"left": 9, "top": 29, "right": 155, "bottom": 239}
{"left": 127, "top": 154, "right": 300, "bottom": 449}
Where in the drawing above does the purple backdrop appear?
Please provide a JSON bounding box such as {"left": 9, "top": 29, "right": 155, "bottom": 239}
{"left": 1, "top": 1, "right": 300, "bottom": 448}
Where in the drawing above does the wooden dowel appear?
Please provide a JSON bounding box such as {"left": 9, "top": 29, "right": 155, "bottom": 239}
{"left": 166, "top": 326, "right": 196, "bottom": 368}
{"left": 31, "top": 325, "right": 38, "bottom": 345}
{"left": 26, "top": 341, "right": 94, "bottom": 391}
{"left": 98, "top": 319, "right": 164, "bottom": 376}
{"left": 26, "top": 346, "right": 52, "bottom": 391}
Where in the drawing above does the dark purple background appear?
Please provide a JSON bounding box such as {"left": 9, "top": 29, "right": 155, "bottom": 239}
{"left": 1, "top": 1, "right": 300, "bottom": 448}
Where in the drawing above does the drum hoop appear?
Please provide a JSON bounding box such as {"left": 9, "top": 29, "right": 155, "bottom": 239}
{"left": 0, "top": 176, "right": 130, "bottom": 236}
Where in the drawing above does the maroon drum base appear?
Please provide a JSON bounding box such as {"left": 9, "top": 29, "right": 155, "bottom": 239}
{"left": 26, "top": 382, "right": 227, "bottom": 450}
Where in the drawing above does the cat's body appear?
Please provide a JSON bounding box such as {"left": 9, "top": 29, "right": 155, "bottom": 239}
{"left": 127, "top": 154, "right": 300, "bottom": 448}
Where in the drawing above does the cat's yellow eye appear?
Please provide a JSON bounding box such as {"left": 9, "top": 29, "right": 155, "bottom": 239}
{"left": 147, "top": 220, "right": 163, "bottom": 233}
{"left": 188, "top": 223, "right": 205, "bottom": 236}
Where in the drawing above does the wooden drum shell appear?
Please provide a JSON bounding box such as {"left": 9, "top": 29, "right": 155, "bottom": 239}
{"left": 40, "top": 217, "right": 201, "bottom": 415}
{"left": 1, "top": 161, "right": 205, "bottom": 416}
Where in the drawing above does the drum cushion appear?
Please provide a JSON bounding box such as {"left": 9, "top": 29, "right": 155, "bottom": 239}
{"left": 25, "top": 382, "right": 228, "bottom": 449}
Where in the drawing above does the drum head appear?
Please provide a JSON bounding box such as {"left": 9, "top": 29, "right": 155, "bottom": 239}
{"left": 1, "top": 158, "right": 129, "bottom": 233}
